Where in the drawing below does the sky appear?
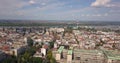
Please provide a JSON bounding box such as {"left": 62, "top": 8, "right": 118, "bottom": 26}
{"left": 0, "top": 0, "right": 120, "bottom": 21}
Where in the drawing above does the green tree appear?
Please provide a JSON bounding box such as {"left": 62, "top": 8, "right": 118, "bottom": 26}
{"left": 21, "top": 52, "right": 31, "bottom": 63}
{"left": 2, "top": 56, "right": 17, "bottom": 63}
{"left": 46, "top": 50, "right": 56, "bottom": 63}
{"left": 31, "top": 57, "right": 43, "bottom": 63}
{"left": 27, "top": 37, "right": 33, "bottom": 47}
{"left": 50, "top": 57, "right": 56, "bottom": 63}
{"left": 49, "top": 41, "right": 54, "bottom": 49}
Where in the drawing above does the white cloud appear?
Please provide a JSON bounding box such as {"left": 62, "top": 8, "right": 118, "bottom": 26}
{"left": 29, "top": 0, "right": 35, "bottom": 5}
{"left": 80, "top": 13, "right": 109, "bottom": 17}
{"left": 91, "top": 0, "right": 111, "bottom": 7}
{"left": 0, "top": 0, "right": 119, "bottom": 21}
{"left": 41, "top": 3, "right": 46, "bottom": 6}
{"left": 91, "top": 0, "right": 120, "bottom": 8}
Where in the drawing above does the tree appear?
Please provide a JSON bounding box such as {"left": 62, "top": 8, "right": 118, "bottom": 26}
{"left": 47, "top": 50, "right": 52, "bottom": 60}
{"left": 26, "top": 46, "right": 36, "bottom": 56}
{"left": 50, "top": 57, "right": 56, "bottom": 63}
{"left": 27, "top": 37, "right": 33, "bottom": 47}
{"left": 1, "top": 46, "right": 43, "bottom": 63}
{"left": 31, "top": 57, "right": 43, "bottom": 63}
{"left": 21, "top": 52, "right": 31, "bottom": 63}
{"left": 2, "top": 56, "right": 17, "bottom": 63}
{"left": 46, "top": 50, "right": 56, "bottom": 63}
{"left": 49, "top": 41, "right": 54, "bottom": 49}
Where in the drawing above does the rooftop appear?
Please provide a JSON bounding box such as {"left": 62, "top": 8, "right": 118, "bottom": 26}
{"left": 68, "top": 50, "right": 73, "bottom": 55}
{"left": 103, "top": 50, "right": 120, "bottom": 60}
{"left": 74, "top": 49, "right": 103, "bottom": 54}
{"left": 58, "top": 46, "right": 64, "bottom": 53}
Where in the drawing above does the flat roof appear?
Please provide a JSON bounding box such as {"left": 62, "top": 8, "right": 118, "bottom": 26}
{"left": 103, "top": 50, "right": 120, "bottom": 60}
{"left": 58, "top": 46, "right": 64, "bottom": 53}
{"left": 74, "top": 49, "right": 103, "bottom": 54}
{"left": 68, "top": 50, "right": 73, "bottom": 55}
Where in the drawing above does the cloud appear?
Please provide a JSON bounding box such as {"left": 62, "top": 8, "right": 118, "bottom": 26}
{"left": 0, "top": 0, "right": 120, "bottom": 21}
{"left": 91, "top": 0, "right": 120, "bottom": 8}
{"left": 109, "top": 10, "right": 120, "bottom": 13}
{"left": 0, "top": 0, "right": 27, "bottom": 9}
{"left": 29, "top": 0, "right": 35, "bottom": 5}
{"left": 0, "top": 0, "right": 29, "bottom": 16}
{"left": 80, "top": 13, "right": 108, "bottom": 17}
{"left": 41, "top": 3, "right": 46, "bottom": 6}
{"left": 91, "top": 0, "right": 111, "bottom": 7}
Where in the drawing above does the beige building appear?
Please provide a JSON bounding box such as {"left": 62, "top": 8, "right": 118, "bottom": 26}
{"left": 67, "top": 50, "right": 73, "bottom": 63}
{"left": 53, "top": 46, "right": 106, "bottom": 63}
{"left": 55, "top": 46, "right": 64, "bottom": 61}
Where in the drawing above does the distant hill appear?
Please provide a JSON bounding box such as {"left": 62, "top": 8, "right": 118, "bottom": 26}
{"left": 0, "top": 20, "right": 120, "bottom": 26}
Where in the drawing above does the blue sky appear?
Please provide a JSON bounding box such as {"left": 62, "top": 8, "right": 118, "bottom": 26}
{"left": 0, "top": 0, "right": 120, "bottom": 21}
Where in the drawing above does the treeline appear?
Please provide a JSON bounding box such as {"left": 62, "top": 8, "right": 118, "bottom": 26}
{"left": 0, "top": 22, "right": 72, "bottom": 27}
{"left": 1, "top": 37, "right": 56, "bottom": 63}
{"left": 1, "top": 46, "right": 43, "bottom": 63}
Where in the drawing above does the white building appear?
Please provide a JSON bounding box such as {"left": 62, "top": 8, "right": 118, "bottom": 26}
{"left": 54, "top": 43, "right": 58, "bottom": 48}
{"left": 41, "top": 48, "right": 46, "bottom": 56}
